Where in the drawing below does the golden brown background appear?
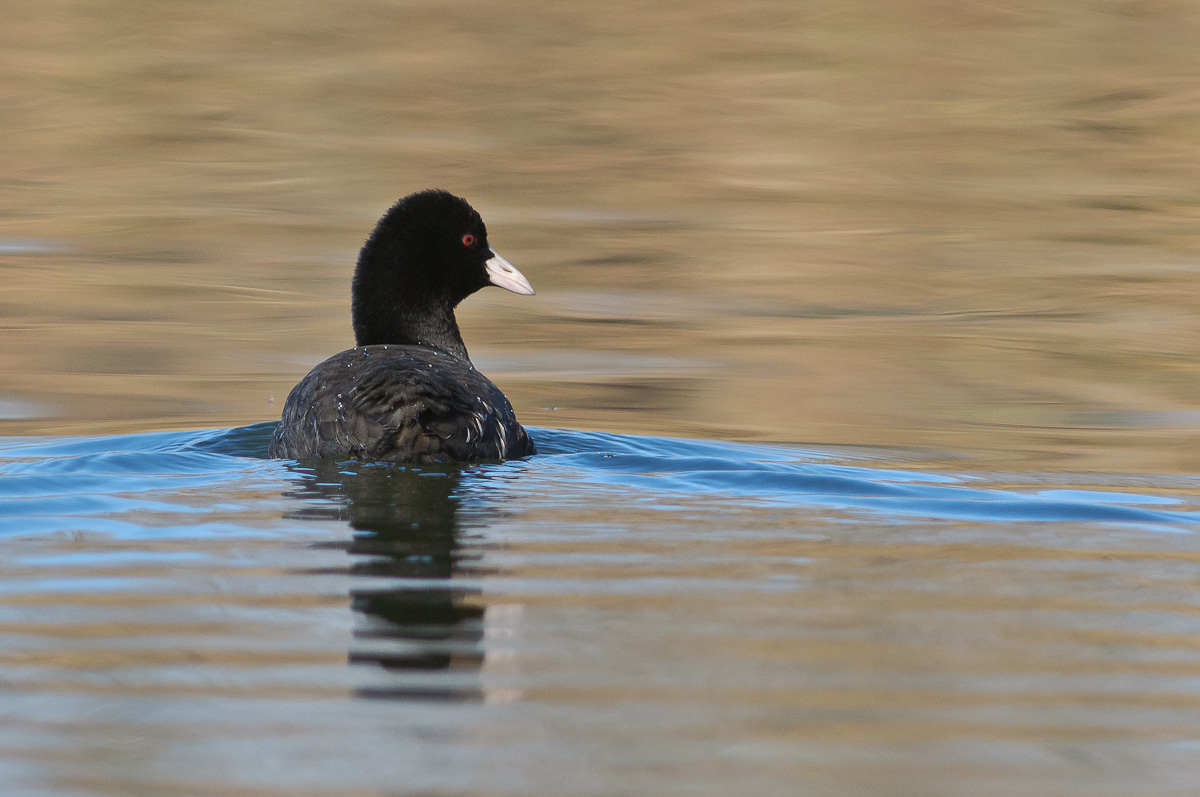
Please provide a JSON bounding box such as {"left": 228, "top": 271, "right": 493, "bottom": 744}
{"left": 4, "top": 0, "right": 1200, "bottom": 471}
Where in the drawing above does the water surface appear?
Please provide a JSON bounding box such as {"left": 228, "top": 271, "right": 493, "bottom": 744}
{"left": 4, "top": 0, "right": 1200, "bottom": 794}
{"left": 3, "top": 0, "right": 1200, "bottom": 471}
{"left": 4, "top": 427, "right": 1200, "bottom": 794}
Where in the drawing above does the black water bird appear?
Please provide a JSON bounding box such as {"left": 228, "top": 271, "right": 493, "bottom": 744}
{"left": 268, "top": 189, "right": 537, "bottom": 464}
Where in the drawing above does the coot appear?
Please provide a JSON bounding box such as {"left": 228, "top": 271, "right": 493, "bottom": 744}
{"left": 268, "top": 189, "right": 537, "bottom": 464}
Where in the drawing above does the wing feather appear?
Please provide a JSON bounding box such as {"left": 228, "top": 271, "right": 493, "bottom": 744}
{"left": 268, "top": 346, "right": 535, "bottom": 464}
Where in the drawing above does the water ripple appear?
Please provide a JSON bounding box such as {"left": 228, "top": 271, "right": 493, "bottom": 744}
{"left": 0, "top": 424, "right": 1195, "bottom": 532}
{"left": 1, "top": 424, "right": 1200, "bottom": 795}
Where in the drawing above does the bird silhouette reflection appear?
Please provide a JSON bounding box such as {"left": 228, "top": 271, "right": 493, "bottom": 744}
{"left": 283, "top": 460, "right": 491, "bottom": 701}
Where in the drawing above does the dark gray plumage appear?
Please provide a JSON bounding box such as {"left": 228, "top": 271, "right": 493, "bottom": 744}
{"left": 268, "top": 190, "right": 536, "bottom": 464}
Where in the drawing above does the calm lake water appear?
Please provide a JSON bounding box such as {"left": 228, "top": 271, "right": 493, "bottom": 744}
{"left": 4, "top": 0, "right": 1200, "bottom": 794}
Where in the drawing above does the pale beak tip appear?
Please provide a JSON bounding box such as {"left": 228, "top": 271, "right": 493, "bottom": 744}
{"left": 485, "top": 252, "right": 536, "bottom": 297}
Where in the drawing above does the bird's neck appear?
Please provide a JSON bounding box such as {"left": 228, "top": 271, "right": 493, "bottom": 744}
{"left": 352, "top": 295, "right": 471, "bottom": 362}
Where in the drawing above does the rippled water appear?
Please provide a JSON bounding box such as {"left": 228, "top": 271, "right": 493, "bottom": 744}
{"left": 6, "top": 0, "right": 1200, "bottom": 793}
{"left": 3, "top": 426, "right": 1200, "bottom": 794}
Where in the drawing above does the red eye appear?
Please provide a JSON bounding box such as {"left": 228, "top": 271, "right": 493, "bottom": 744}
{"left": 462, "top": 233, "right": 476, "bottom": 247}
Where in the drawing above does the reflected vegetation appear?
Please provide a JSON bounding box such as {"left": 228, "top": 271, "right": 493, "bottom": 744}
{"left": 284, "top": 461, "right": 489, "bottom": 701}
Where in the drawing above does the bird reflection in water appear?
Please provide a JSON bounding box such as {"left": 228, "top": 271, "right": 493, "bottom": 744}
{"left": 282, "top": 460, "right": 493, "bottom": 701}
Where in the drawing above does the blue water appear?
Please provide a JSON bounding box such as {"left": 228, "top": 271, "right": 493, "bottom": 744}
{"left": 3, "top": 426, "right": 1200, "bottom": 794}
{"left": 2, "top": 423, "right": 1195, "bottom": 536}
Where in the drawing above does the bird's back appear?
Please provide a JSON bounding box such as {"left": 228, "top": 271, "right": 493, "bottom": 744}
{"left": 268, "top": 345, "right": 535, "bottom": 464}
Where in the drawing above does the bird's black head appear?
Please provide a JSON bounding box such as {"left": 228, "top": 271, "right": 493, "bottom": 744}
{"left": 351, "top": 189, "right": 534, "bottom": 358}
